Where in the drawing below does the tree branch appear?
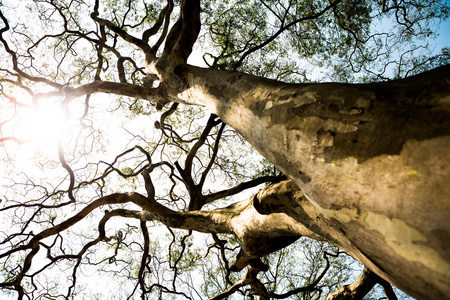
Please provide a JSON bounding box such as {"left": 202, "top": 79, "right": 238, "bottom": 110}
{"left": 203, "top": 175, "right": 287, "bottom": 205}
{"left": 60, "top": 80, "right": 169, "bottom": 109}
{"left": 144, "top": 0, "right": 174, "bottom": 53}
{"left": 199, "top": 122, "right": 226, "bottom": 188}
{"left": 57, "top": 139, "right": 76, "bottom": 202}
{"left": 160, "top": 0, "right": 201, "bottom": 65}
{"left": 138, "top": 220, "right": 151, "bottom": 296}
{"left": 325, "top": 267, "right": 380, "bottom": 300}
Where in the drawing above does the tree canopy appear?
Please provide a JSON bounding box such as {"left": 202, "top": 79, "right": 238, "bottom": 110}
{"left": 1, "top": 0, "right": 449, "bottom": 299}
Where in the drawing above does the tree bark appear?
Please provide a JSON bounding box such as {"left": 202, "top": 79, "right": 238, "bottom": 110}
{"left": 164, "top": 64, "right": 450, "bottom": 300}
{"left": 325, "top": 268, "right": 383, "bottom": 300}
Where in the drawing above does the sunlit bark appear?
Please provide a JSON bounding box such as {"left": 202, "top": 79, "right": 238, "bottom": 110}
{"left": 162, "top": 64, "right": 450, "bottom": 300}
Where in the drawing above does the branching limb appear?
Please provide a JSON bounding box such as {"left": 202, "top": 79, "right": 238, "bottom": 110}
{"left": 167, "top": 229, "right": 193, "bottom": 291}
{"left": 208, "top": 276, "right": 245, "bottom": 300}
{"left": 198, "top": 122, "right": 226, "bottom": 188}
{"left": 138, "top": 220, "right": 151, "bottom": 298}
{"left": 174, "top": 114, "right": 222, "bottom": 210}
{"left": 209, "top": 265, "right": 269, "bottom": 300}
{"left": 154, "top": 103, "right": 196, "bottom": 144}
{"left": 0, "top": 136, "right": 35, "bottom": 145}
{"left": 377, "top": 277, "right": 399, "bottom": 300}
{"left": 325, "top": 267, "right": 397, "bottom": 300}
{"left": 210, "top": 234, "right": 233, "bottom": 286}
{"left": 58, "top": 80, "right": 169, "bottom": 109}
{"left": 144, "top": 0, "right": 174, "bottom": 53}
{"left": 0, "top": 190, "right": 233, "bottom": 296}
{"left": 203, "top": 174, "right": 287, "bottom": 205}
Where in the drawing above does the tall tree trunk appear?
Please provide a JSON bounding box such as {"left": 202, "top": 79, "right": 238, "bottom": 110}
{"left": 166, "top": 64, "right": 450, "bottom": 300}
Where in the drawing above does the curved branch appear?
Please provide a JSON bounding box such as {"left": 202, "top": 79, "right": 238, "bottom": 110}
{"left": 0, "top": 194, "right": 134, "bottom": 261}
{"left": 60, "top": 80, "right": 169, "bottom": 108}
{"left": 57, "top": 139, "right": 76, "bottom": 202}
{"left": 208, "top": 277, "right": 245, "bottom": 300}
{"left": 174, "top": 114, "right": 222, "bottom": 210}
{"left": 184, "top": 114, "right": 221, "bottom": 176}
{"left": 204, "top": 175, "right": 286, "bottom": 205}
{"left": 138, "top": 220, "right": 151, "bottom": 296}
{"left": 199, "top": 122, "right": 226, "bottom": 187}
{"left": 0, "top": 136, "right": 35, "bottom": 145}
{"left": 144, "top": 0, "right": 174, "bottom": 51}
{"left": 0, "top": 194, "right": 138, "bottom": 293}
{"left": 325, "top": 267, "right": 383, "bottom": 300}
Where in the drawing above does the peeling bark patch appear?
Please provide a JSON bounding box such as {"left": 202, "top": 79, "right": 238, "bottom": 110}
{"left": 316, "top": 128, "right": 335, "bottom": 148}
{"left": 258, "top": 82, "right": 450, "bottom": 163}
{"left": 329, "top": 104, "right": 364, "bottom": 115}
{"left": 281, "top": 116, "right": 358, "bottom": 156}
{"left": 322, "top": 207, "right": 450, "bottom": 278}
{"left": 364, "top": 212, "right": 450, "bottom": 279}
{"left": 258, "top": 91, "right": 318, "bottom": 121}
{"left": 325, "top": 97, "right": 450, "bottom": 162}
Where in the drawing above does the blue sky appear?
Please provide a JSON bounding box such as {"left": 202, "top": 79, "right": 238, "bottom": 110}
{"left": 436, "top": 19, "right": 450, "bottom": 50}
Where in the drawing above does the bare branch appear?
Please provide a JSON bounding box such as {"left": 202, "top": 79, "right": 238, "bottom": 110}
{"left": 204, "top": 175, "right": 287, "bottom": 205}
{"left": 57, "top": 138, "right": 76, "bottom": 202}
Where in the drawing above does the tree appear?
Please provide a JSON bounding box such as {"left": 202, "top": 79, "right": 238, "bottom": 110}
{"left": 0, "top": 0, "right": 449, "bottom": 299}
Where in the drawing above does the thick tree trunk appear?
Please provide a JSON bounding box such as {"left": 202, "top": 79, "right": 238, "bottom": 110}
{"left": 167, "top": 64, "right": 450, "bottom": 299}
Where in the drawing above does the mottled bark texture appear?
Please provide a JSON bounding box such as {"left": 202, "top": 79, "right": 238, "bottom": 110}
{"left": 161, "top": 64, "right": 450, "bottom": 300}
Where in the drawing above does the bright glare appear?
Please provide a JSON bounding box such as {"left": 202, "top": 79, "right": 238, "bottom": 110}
{"left": 20, "top": 103, "right": 68, "bottom": 141}
{"left": 9, "top": 99, "right": 72, "bottom": 157}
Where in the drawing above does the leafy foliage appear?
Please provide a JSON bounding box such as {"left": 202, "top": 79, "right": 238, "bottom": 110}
{"left": 201, "top": 0, "right": 449, "bottom": 81}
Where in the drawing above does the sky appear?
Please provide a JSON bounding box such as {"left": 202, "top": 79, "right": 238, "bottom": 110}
{"left": 436, "top": 18, "right": 450, "bottom": 50}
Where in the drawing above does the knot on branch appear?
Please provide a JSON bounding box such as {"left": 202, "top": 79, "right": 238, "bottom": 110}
{"left": 253, "top": 180, "right": 301, "bottom": 215}
{"left": 229, "top": 249, "right": 268, "bottom": 273}
{"left": 61, "top": 84, "right": 74, "bottom": 95}
{"left": 142, "top": 73, "right": 160, "bottom": 88}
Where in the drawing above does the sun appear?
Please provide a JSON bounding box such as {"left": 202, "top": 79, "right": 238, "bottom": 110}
{"left": 16, "top": 100, "right": 71, "bottom": 149}
{"left": 1, "top": 94, "right": 74, "bottom": 164}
